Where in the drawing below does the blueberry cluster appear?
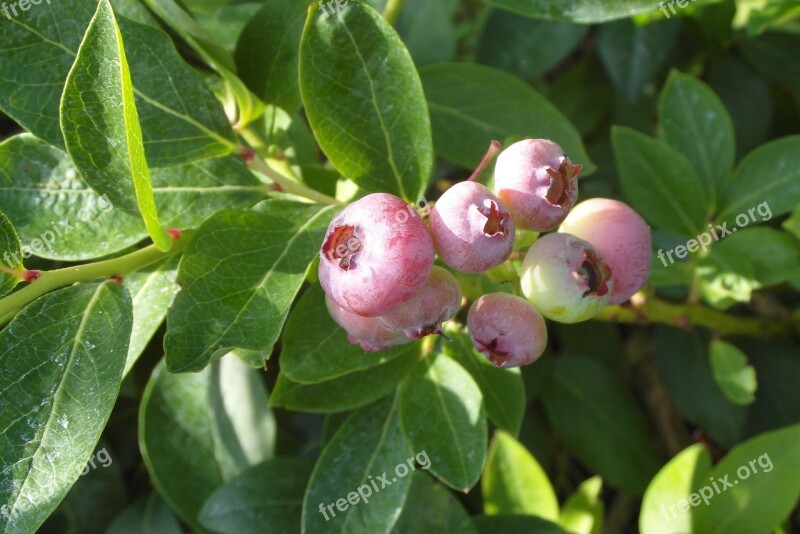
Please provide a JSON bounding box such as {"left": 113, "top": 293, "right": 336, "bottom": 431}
{"left": 318, "top": 139, "right": 651, "bottom": 367}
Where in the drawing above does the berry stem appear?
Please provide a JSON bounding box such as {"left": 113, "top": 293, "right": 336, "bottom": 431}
{"left": 467, "top": 140, "right": 503, "bottom": 182}
{"left": 0, "top": 230, "right": 194, "bottom": 319}
{"left": 245, "top": 150, "right": 342, "bottom": 206}
{"left": 382, "top": 0, "right": 405, "bottom": 25}
{"left": 595, "top": 294, "right": 791, "bottom": 339}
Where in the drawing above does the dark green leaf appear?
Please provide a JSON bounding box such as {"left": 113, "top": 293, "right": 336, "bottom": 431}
{"left": 0, "top": 282, "right": 132, "bottom": 533}
{"left": 737, "top": 31, "right": 800, "bottom": 93}
{"left": 399, "top": 354, "right": 487, "bottom": 491}
{"left": 659, "top": 72, "right": 735, "bottom": 194}
{"left": 598, "top": 18, "right": 682, "bottom": 102}
{"left": 482, "top": 431, "right": 559, "bottom": 519}
{"left": 717, "top": 136, "right": 800, "bottom": 224}
{"left": 199, "top": 458, "right": 312, "bottom": 534}
{"left": 106, "top": 494, "right": 182, "bottom": 534}
{"left": 0, "top": 210, "right": 22, "bottom": 297}
{"left": 0, "top": 135, "right": 265, "bottom": 261}
{"left": 391, "top": 472, "right": 477, "bottom": 534}
{"left": 235, "top": 0, "right": 306, "bottom": 113}
{"left": 271, "top": 346, "right": 420, "bottom": 413}
{"left": 394, "top": 0, "right": 458, "bottom": 67}
{"left": 713, "top": 227, "right": 800, "bottom": 288}
{"left": 473, "top": 514, "right": 568, "bottom": 533}
{"left": 61, "top": 0, "right": 167, "bottom": 251}
{"left": 419, "top": 63, "right": 594, "bottom": 173}
{"left": 165, "top": 201, "right": 337, "bottom": 372}
{"left": 281, "top": 284, "right": 415, "bottom": 384}
{"left": 139, "top": 355, "right": 274, "bottom": 529}
{"left": 442, "top": 330, "right": 526, "bottom": 436}
{"left": 302, "top": 394, "right": 414, "bottom": 533}
{"left": 612, "top": 126, "right": 710, "bottom": 236}
{"left": 482, "top": 0, "right": 655, "bottom": 23}
{"left": 542, "top": 356, "right": 662, "bottom": 494}
{"left": 299, "top": 0, "right": 433, "bottom": 201}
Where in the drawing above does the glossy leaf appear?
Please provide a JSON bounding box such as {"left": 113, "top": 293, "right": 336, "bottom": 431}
{"left": 659, "top": 72, "right": 736, "bottom": 194}
{"left": 302, "top": 394, "right": 414, "bottom": 533}
{"left": 419, "top": 63, "right": 594, "bottom": 173}
{"left": 482, "top": 431, "right": 559, "bottom": 520}
{"left": 693, "top": 424, "right": 800, "bottom": 533}
{"left": 399, "top": 354, "right": 487, "bottom": 491}
{"left": 0, "top": 1, "right": 235, "bottom": 164}
{"left": 717, "top": 136, "right": 800, "bottom": 224}
{"left": 0, "top": 211, "right": 22, "bottom": 297}
{"left": 612, "top": 126, "right": 710, "bottom": 237}
{"left": 139, "top": 355, "right": 274, "bottom": 529}
{"left": 199, "top": 458, "right": 312, "bottom": 533}
{"left": 710, "top": 340, "right": 757, "bottom": 406}
{"left": 483, "top": 0, "right": 655, "bottom": 22}
{"left": 280, "top": 285, "right": 413, "bottom": 384}
{"left": 164, "top": 201, "right": 337, "bottom": 372}
{"left": 442, "top": 331, "right": 526, "bottom": 436}
{"left": 713, "top": 227, "right": 800, "bottom": 289}
{"left": 639, "top": 443, "right": 713, "bottom": 534}
{"left": 299, "top": 0, "right": 433, "bottom": 201}
{"left": 271, "top": 346, "right": 420, "bottom": 413}
{"left": 106, "top": 494, "right": 182, "bottom": 534}
{"left": 472, "top": 514, "right": 568, "bottom": 533}
{"left": 0, "top": 282, "right": 132, "bottom": 533}
{"left": 542, "top": 356, "right": 663, "bottom": 494}
{"left": 0, "top": 136, "right": 264, "bottom": 261}
{"left": 61, "top": 0, "right": 168, "bottom": 251}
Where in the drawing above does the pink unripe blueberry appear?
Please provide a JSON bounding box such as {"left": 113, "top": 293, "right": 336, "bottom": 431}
{"left": 494, "top": 139, "right": 582, "bottom": 231}
{"left": 520, "top": 233, "right": 613, "bottom": 323}
{"left": 429, "top": 181, "right": 515, "bottom": 273}
{"left": 319, "top": 193, "right": 435, "bottom": 317}
{"left": 378, "top": 266, "right": 462, "bottom": 339}
{"left": 559, "top": 198, "right": 651, "bottom": 304}
{"left": 325, "top": 296, "right": 410, "bottom": 352}
{"left": 467, "top": 293, "right": 547, "bottom": 368}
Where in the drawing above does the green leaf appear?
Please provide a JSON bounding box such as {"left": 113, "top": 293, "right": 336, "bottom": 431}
{"left": 199, "top": 458, "right": 312, "bottom": 533}
{"left": 559, "top": 476, "right": 603, "bottom": 534}
{"left": 639, "top": 443, "right": 713, "bottom": 534}
{"left": 106, "top": 494, "right": 182, "bottom": 534}
{"left": 60, "top": 0, "right": 168, "bottom": 251}
{"left": 713, "top": 227, "right": 800, "bottom": 288}
{"left": 710, "top": 340, "right": 757, "bottom": 406}
{"left": 717, "top": 136, "right": 800, "bottom": 224}
{"left": 473, "top": 514, "right": 568, "bottom": 533}
{"left": 482, "top": 0, "right": 656, "bottom": 22}
{"left": 597, "top": 18, "right": 682, "bottom": 102}
{"left": 399, "top": 354, "right": 487, "bottom": 491}
{"left": 235, "top": 0, "right": 306, "bottom": 113}
{"left": 419, "top": 63, "right": 594, "bottom": 174}
{"left": 164, "top": 201, "right": 337, "bottom": 372}
{"left": 0, "top": 210, "right": 22, "bottom": 297}
{"left": 394, "top": 0, "right": 458, "bottom": 67}
{"left": 442, "top": 331, "right": 526, "bottom": 436}
{"left": 299, "top": 0, "right": 433, "bottom": 201}
{"left": 698, "top": 243, "right": 756, "bottom": 309}
{"left": 302, "top": 394, "right": 414, "bottom": 533}
{"left": 0, "top": 282, "right": 132, "bottom": 534}
{"left": 391, "top": 472, "right": 477, "bottom": 533}
{"left": 0, "top": 2, "right": 235, "bottom": 164}
{"left": 783, "top": 203, "right": 800, "bottom": 241}
{"left": 139, "top": 355, "right": 274, "bottom": 529}
{"left": 280, "top": 284, "right": 414, "bottom": 384}
{"left": 123, "top": 256, "right": 179, "bottom": 376}
{"left": 476, "top": 11, "right": 587, "bottom": 82}
{"left": 612, "top": 126, "right": 710, "bottom": 236}
{"left": 271, "top": 346, "right": 420, "bottom": 413}
{"left": 541, "top": 356, "right": 663, "bottom": 494}
{"left": 0, "top": 135, "right": 265, "bottom": 261}
{"left": 483, "top": 431, "right": 559, "bottom": 520}
{"left": 693, "top": 424, "right": 800, "bottom": 533}
{"left": 659, "top": 72, "right": 736, "bottom": 195}
{"left": 654, "top": 327, "right": 746, "bottom": 447}
{"left": 737, "top": 31, "right": 800, "bottom": 93}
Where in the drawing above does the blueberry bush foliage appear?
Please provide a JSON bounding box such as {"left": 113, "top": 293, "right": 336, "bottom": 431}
{"left": 0, "top": 0, "right": 799, "bottom": 532}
